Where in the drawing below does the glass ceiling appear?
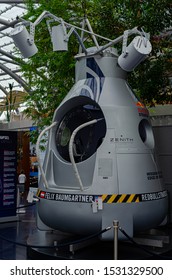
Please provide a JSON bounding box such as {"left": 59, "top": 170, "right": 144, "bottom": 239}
{"left": 0, "top": 0, "right": 31, "bottom": 100}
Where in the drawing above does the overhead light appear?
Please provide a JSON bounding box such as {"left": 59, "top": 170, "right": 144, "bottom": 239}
{"left": 10, "top": 24, "right": 38, "bottom": 58}
{"left": 118, "top": 36, "right": 152, "bottom": 72}
{"left": 51, "top": 24, "right": 68, "bottom": 52}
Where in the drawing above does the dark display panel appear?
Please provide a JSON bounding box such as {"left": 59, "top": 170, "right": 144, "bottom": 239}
{"left": 0, "top": 131, "right": 17, "bottom": 218}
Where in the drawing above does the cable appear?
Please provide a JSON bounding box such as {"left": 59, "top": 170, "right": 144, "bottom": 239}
{"left": 16, "top": 203, "right": 36, "bottom": 210}
{"left": 119, "top": 226, "right": 171, "bottom": 259}
{"left": 1, "top": 220, "right": 172, "bottom": 259}
{"left": 0, "top": 226, "right": 111, "bottom": 249}
{"left": 0, "top": 202, "right": 36, "bottom": 212}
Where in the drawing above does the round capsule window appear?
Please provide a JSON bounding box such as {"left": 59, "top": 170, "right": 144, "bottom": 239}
{"left": 55, "top": 103, "right": 106, "bottom": 162}
{"left": 138, "top": 119, "right": 154, "bottom": 149}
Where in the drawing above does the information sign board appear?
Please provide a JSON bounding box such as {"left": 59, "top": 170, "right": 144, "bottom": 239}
{"left": 0, "top": 131, "right": 17, "bottom": 218}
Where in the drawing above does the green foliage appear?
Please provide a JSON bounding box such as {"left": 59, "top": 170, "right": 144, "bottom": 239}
{"left": 21, "top": 0, "right": 172, "bottom": 143}
{"left": 3, "top": 84, "right": 16, "bottom": 122}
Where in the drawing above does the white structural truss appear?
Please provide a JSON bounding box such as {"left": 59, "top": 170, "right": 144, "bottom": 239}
{"left": 0, "top": 1, "right": 39, "bottom": 101}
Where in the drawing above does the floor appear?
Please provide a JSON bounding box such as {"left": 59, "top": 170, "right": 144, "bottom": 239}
{"left": 0, "top": 202, "right": 36, "bottom": 260}
{"left": 0, "top": 199, "right": 172, "bottom": 260}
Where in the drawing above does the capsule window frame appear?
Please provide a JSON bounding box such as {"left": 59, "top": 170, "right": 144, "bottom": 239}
{"left": 138, "top": 119, "right": 155, "bottom": 149}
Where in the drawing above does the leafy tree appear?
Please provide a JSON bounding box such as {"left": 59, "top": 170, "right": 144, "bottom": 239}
{"left": 18, "top": 0, "right": 171, "bottom": 142}
{"left": 0, "top": 84, "right": 18, "bottom": 122}
{"left": 91, "top": 0, "right": 172, "bottom": 104}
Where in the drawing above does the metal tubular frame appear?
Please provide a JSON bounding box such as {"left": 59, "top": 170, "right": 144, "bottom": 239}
{"left": 0, "top": 1, "right": 32, "bottom": 105}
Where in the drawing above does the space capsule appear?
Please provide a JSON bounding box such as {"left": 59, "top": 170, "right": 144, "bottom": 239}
{"left": 36, "top": 46, "right": 168, "bottom": 240}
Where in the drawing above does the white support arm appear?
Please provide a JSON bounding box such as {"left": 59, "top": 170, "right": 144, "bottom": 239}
{"left": 69, "top": 118, "right": 103, "bottom": 191}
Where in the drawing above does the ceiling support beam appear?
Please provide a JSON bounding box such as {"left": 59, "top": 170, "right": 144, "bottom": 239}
{"left": 0, "top": 18, "right": 20, "bottom": 31}
{"left": 0, "top": 62, "right": 29, "bottom": 91}
{"left": 0, "top": 68, "right": 20, "bottom": 76}
{"left": 0, "top": 48, "right": 18, "bottom": 60}
{"left": 0, "top": 56, "right": 19, "bottom": 65}
{"left": 0, "top": 84, "right": 8, "bottom": 95}
{"left": 0, "top": 1, "right": 38, "bottom": 3}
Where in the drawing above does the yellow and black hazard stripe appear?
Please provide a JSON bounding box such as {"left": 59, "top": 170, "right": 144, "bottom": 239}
{"left": 101, "top": 194, "right": 140, "bottom": 203}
